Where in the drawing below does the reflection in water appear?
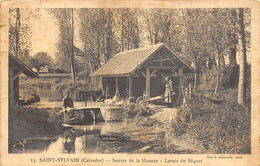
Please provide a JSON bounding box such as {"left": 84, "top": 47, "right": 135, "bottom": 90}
{"left": 22, "top": 122, "right": 182, "bottom": 154}
{"left": 36, "top": 85, "right": 63, "bottom": 102}
{"left": 64, "top": 129, "right": 76, "bottom": 154}
{"left": 23, "top": 122, "right": 141, "bottom": 154}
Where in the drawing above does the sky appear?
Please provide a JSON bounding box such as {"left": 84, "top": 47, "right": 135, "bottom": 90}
{"left": 31, "top": 10, "right": 58, "bottom": 59}
{"left": 31, "top": 9, "right": 83, "bottom": 61}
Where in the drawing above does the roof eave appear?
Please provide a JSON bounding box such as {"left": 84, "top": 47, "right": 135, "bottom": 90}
{"left": 9, "top": 54, "right": 38, "bottom": 77}
{"left": 91, "top": 73, "right": 131, "bottom": 77}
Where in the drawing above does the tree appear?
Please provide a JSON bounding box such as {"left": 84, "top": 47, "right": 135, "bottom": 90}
{"left": 237, "top": 8, "right": 247, "bottom": 107}
{"left": 145, "top": 9, "right": 173, "bottom": 45}
{"left": 47, "top": 8, "right": 76, "bottom": 85}
{"left": 180, "top": 9, "right": 208, "bottom": 94}
{"left": 205, "top": 9, "right": 237, "bottom": 93}
{"left": 9, "top": 8, "right": 40, "bottom": 65}
{"left": 78, "top": 8, "right": 108, "bottom": 75}
{"left": 115, "top": 8, "right": 141, "bottom": 52}
{"left": 30, "top": 52, "right": 52, "bottom": 73}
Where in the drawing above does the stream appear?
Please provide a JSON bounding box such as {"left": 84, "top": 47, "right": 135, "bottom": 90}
{"left": 22, "top": 121, "right": 179, "bottom": 154}
{"left": 18, "top": 81, "right": 196, "bottom": 154}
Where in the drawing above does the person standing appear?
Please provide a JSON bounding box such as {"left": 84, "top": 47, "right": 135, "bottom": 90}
{"left": 165, "top": 76, "right": 173, "bottom": 103}
{"left": 63, "top": 91, "right": 74, "bottom": 110}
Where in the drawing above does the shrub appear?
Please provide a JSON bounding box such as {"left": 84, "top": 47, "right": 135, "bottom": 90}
{"left": 171, "top": 93, "right": 250, "bottom": 154}
{"left": 122, "top": 102, "right": 162, "bottom": 127}
{"left": 8, "top": 106, "right": 63, "bottom": 153}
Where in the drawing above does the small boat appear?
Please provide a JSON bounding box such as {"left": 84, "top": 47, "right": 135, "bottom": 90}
{"left": 61, "top": 107, "right": 104, "bottom": 125}
{"left": 62, "top": 108, "right": 85, "bottom": 125}
{"left": 100, "top": 106, "right": 125, "bottom": 122}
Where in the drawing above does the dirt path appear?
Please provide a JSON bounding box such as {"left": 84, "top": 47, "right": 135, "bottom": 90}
{"left": 150, "top": 108, "right": 178, "bottom": 123}
{"left": 148, "top": 108, "right": 204, "bottom": 154}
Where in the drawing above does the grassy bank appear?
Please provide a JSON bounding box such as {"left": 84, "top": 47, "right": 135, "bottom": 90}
{"left": 122, "top": 103, "right": 164, "bottom": 128}
{"left": 170, "top": 89, "right": 250, "bottom": 154}
{"left": 122, "top": 87, "right": 250, "bottom": 154}
{"left": 9, "top": 106, "right": 63, "bottom": 153}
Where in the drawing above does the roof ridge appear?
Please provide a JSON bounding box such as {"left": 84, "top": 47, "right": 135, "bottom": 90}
{"left": 114, "top": 43, "right": 164, "bottom": 57}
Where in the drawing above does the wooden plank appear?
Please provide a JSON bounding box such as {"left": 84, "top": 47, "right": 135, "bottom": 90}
{"left": 146, "top": 68, "right": 150, "bottom": 98}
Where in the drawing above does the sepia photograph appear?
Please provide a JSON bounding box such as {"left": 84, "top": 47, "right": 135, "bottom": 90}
{"left": 1, "top": 0, "right": 260, "bottom": 165}
{"left": 7, "top": 7, "right": 252, "bottom": 154}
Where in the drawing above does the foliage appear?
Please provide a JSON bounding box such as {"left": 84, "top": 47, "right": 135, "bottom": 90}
{"left": 172, "top": 91, "right": 250, "bottom": 154}
{"left": 9, "top": 8, "right": 40, "bottom": 65}
{"left": 9, "top": 106, "right": 63, "bottom": 153}
{"left": 47, "top": 8, "right": 76, "bottom": 83}
{"left": 122, "top": 102, "right": 162, "bottom": 127}
{"left": 77, "top": 8, "right": 142, "bottom": 76}
{"left": 30, "top": 52, "right": 53, "bottom": 72}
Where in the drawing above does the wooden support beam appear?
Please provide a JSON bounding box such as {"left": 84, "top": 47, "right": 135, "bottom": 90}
{"left": 9, "top": 68, "right": 14, "bottom": 105}
{"left": 128, "top": 76, "right": 133, "bottom": 98}
{"left": 138, "top": 71, "right": 146, "bottom": 78}
{"left": 101, "top": 77, "right": 106, "bottom": 94}
{"left": 159, "top": 54, "right": 163, "bottom": 66}
{"left": 146, "top": 68, "right": 150, "bottom": 98}
{"left": 170, "top": 69, "right": 178, "bottom": 76}
{"left": 13, "top": 71, "right": 23, "bottom": 81}
{"left": 152, "top": 58, "right": 172, "bottom": 62}
{"left": 188, "top": 83, "right": 192, "bottom": 99}
{"left": 161, "top": 49, "right": 179, "bottom": 66}
{"left": 181, "top": 86, "right": 188, "bottom": 104}
{"left": 151, "top": 69, "right": 158, "bottom": 77}
{"left": 105, "top": 84, "right": 110, "bottom": 99}
{"left": 178, "top": 68, "right": 184, "bottom": 101}
{"left": 115, "top": 77, "right": 119, "bottom": 95}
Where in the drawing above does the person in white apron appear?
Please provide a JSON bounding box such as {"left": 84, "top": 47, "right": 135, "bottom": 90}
{"left": 165, "top": 76, "right": 173, "bottom": 103}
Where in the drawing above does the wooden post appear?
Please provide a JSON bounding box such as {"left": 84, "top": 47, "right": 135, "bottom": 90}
{"left": 9, "top": 67, "right": 14, "bottom": 105}
{"left": 159, "top": 55, "right": 163, "bottom": 66}
{"left": 105, "top": 84, "right": 109, "bottom": 99}
{"left": 102, "top": 77, "right": 105, "bottom": 95}
{"left": 178, "top": 68, "right": 184, "bottom": 103}
{"left": 14, "top": 76, "right": 19, "bottom": 101}
{"left": 128, "top": 76, "right": 133, "bottom": 98}
{"left": 115, "top": 77, "right": 119, "bottom": 95}
{"left": 146, "top": 68, "right": 151, "bottom": 98}
{"left": 188, "top": 83, "right": 192, "bottom": 99}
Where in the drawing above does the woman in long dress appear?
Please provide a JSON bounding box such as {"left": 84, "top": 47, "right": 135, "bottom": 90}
{"left": 165, "top": 76, "right": 173, "bottom": 103}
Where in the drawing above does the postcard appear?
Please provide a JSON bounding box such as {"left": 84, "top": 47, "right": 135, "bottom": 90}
{"left": 0, "top": 0, "right": 260, "bottom": 165}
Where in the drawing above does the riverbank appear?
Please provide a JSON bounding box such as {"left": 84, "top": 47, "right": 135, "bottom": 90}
{"left": 122, "top": 88, "right": 251, "bottom": 154}
{"left": 8, "top": 106, "right": 63, "bottom": 153}
{"left": 9, "top": 87, "right": 250, "bottom": 154}
{"left": 171, "top": 90, "right": 251, "bottom": 154}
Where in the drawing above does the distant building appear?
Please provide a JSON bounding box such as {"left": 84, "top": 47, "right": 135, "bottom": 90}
{"left": 9, "top": 54, "right": 38, "bottom": 105}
